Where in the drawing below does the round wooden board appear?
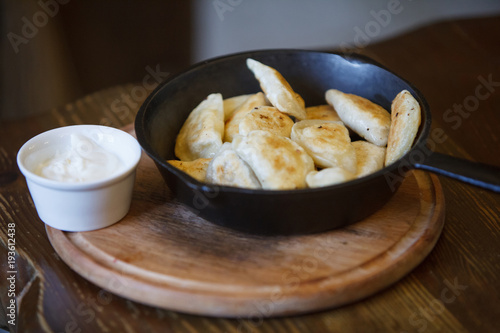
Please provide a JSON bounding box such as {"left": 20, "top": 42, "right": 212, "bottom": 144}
{"left": 46, "top": 129, "right": 445, "bottom": 318}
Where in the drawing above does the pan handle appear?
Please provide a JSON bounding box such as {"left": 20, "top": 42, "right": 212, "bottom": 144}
{"left": 413, "top": 151, "right": 500, "bottom": 193}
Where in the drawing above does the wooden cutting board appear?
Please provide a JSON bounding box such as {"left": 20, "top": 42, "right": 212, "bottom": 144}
{"left": 46, "top": 128, "right": 445, "bottom": 318}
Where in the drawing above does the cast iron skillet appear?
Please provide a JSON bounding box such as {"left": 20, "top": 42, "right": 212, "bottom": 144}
{"left": 135, "top": 49, "right": 500, "bottom": 235}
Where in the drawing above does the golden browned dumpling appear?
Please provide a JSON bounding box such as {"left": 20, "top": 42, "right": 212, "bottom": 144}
{"left": 238, "top": 106, "right": 294, "bottom": 138}
{"left": 385, "top": 90, "right": 421, "bottom": 166}
{"left": 205, "top": 143, "right": 261, "bottom": 189}
{"left": 232, "top": 130, "right": 314, "bottom": 190}
{"left": 224, "top": 92, "right": 268, "bottom": 142}
{"left": 223, "top": 94, "right": 252, "bottom": 120}
{"left": 167, "top": 158, "right": 211, "bottom": 182}
{"left": 175, "top": 93, "right": 224, "bottom": 161}
{"left": 325, "top": 89, "right": 391, "bottom": 146}
{"left": 246, "top": 58, "right": 306, "bottom": 120}
{"left": 291, "top": 120, "right": 357, "bottom": 174}
{"left": 352, "top": 141, "right": 386, "bottom": 178}
{"left": 306, "top": 167, "right": 355, "bottom": 188}
{"left": 306, "top": 104, "right": 342, "bottom": 122}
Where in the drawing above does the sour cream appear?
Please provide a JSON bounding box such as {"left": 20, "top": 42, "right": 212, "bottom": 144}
{"left": 35, "top": 134, "right": 123, "bottom": 182}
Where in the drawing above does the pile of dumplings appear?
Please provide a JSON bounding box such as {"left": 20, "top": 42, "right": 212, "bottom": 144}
{"left": 169, "top": 58, "right": 421, "bottom": 190}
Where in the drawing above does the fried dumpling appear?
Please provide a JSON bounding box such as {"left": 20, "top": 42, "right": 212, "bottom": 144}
{"left": 223, "top": 94, "right": 253, "bottom": 120}
{"left": 246, "top": 58, "right": 306, "bottom": 120}
{"left": 232, "top": 130, "right": 314, "bottom": 190}
{"left": 352, "top": 141, "right": 386, "bottom": 178}
{"left": 306, "top": 167, "right": 355, "bottom": 188}
{"left": 325, "top": 89, "right": 391, "bottom": 146}
{"left": 291, "top": 120, "right": 357, "bottom": 174}
{"left": 224, "top": 92, "right": 268, "bottom": 142}
{"left": 306, "top": 104, "right": 342, "bottom": 122}
{"left": 167, "top": 158, "right": 211, "bottom": 182}
{"left": 205, "top": 143, "right": 261, "bottom": 189}
{"left": 238, "top": 106, "right": 294, "bottom": 138}
{"left": 385, "top": 90, "right": 421, "bottom": 166}
{"left": 175, "top": 93, "right": 224, "bottom": 161}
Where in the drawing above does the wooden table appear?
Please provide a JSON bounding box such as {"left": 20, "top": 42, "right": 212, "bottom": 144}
{"left": 1, "top": 15, "right": 499, "bottom": 333}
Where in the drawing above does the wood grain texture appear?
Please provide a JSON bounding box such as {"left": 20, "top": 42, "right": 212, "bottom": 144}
{"left": 1, "top": 16, "right": 500, "bottom": 333}
{"left": 46, "top": 141, "right": 444, "bottom": 317}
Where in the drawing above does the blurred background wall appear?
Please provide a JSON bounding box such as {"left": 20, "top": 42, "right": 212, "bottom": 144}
{"left": 1, "top": 0, "right": 500, "bottom": 119}
{"left": 192, "top": 0, "right": 500, "bottom": 62}
{"left": 1, "top": 0, "right": 192, "bottom": 119}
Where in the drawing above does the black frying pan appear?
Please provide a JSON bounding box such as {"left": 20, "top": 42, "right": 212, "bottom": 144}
{"left": 135, "top": 50, "right": 500, "bottom": 235}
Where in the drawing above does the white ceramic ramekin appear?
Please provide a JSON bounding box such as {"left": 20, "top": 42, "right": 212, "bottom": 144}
{"left": 17, "top": 125, "right": 142, "bottom": 232}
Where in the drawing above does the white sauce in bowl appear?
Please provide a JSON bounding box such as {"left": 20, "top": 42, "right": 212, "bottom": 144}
{"left": 35, "top": 134, "right": 123, "bottom": 183}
